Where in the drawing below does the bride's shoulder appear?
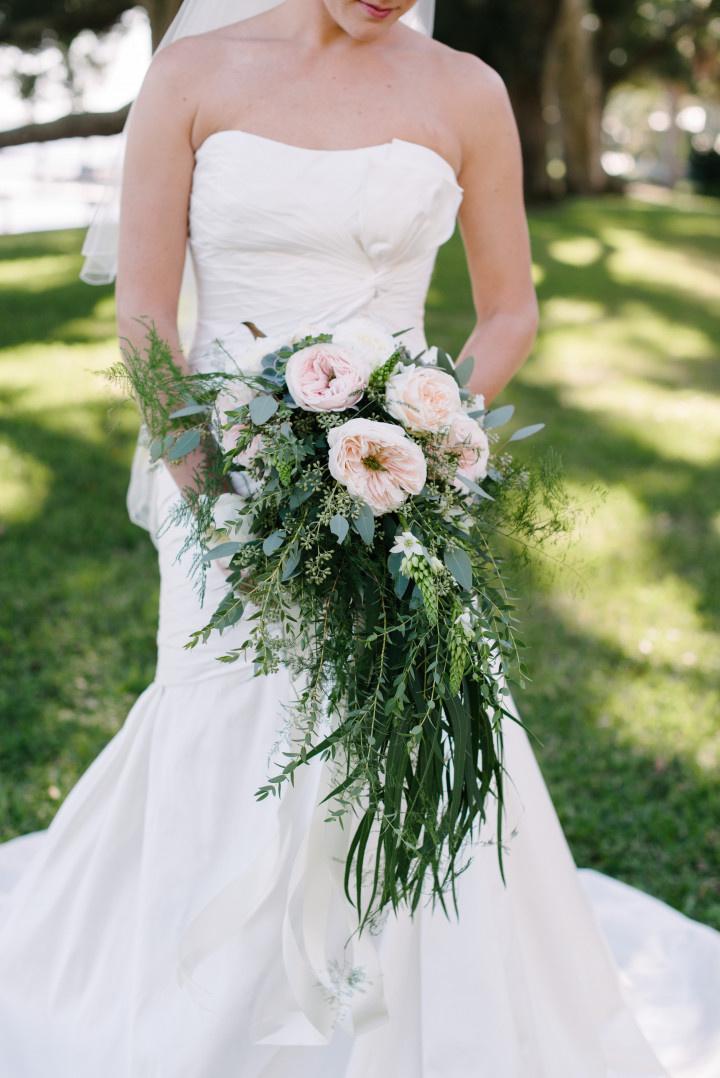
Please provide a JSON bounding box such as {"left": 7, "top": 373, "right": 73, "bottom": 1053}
{"left": 413, "top": 37, "right": 516, "bottom": 148}
{"left": 417, "top": 35, "right": 508, "bottom": 105}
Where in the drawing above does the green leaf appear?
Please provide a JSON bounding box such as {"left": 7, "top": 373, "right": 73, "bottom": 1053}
{"left": 444, "top": 546, "right": 473, "bottom": 591}
{"left": 288, "top": 486, "right": 314, "bottom": 509}
{"left": 202, "top": 541, "right": 243, "bottom": 563}
{"left": 281, "top": 543, "right": 301, "bottom": 580}
{"left": 167, "top": 428, "right": 201, "bottom": 461}
{"left": 353, "top": 503, "right": 375, "bottom": 546}
{"left": 393, "top": 571, "right": 411, "bottom": 599}
{"left": 149, "top": 436, "right": 165, "bottom": 462}
{"left": 249, "top": 394, "right": 279, "bottom": 425}
{"left": 168, "top": 402, "right": 207, "bottom": 419}
{"left": 433, "top": 349, "right": 455, "bottom": 375}
{"left": 387, "top": 551, "right": 404, "bottom": 575}
{"left": 508, "top": 422, "right": 545, "bottom": 442}
{"left": 329, "top": 514, "right": 350, "bottom": 544}
{"left": 457, "top": 473, "right": 495, "bottom": 501}
{"left": 453, "top": 355, "right": 475, "bottom": 387}
{"left": 483, "top": 404, "right": 515, "bottom": 430}
{"left": 262, "top": 530, "right": 286, "bottom": 556}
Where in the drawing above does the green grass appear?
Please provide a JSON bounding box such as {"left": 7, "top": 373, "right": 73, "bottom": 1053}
{"left": 1, "top": 193, "right": 719, "bottom": 927}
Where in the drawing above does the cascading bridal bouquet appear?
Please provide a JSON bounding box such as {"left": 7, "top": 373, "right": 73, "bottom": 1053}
{"left": 115, "top": 316, "right": 568, "bottom": 934}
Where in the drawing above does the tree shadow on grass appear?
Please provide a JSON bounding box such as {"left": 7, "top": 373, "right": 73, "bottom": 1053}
{"left": 0, "top": 228, "right": 116, "bottom": 351}
{"left": 0, "top": 398, "right": 157, "bottom": 835}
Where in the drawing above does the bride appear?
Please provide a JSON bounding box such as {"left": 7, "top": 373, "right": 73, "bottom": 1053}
{"left": 1, "top": 1, "right": 718, "bottom": 1075}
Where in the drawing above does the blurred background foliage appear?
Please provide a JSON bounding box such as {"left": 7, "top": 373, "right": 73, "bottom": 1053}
{"left": 1, "top": 0, "right": 719, "bottom": 197}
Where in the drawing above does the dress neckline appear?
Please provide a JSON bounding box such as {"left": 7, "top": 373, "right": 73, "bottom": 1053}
{"left": 194, "top": 127, "right": 463, "bottom": 192}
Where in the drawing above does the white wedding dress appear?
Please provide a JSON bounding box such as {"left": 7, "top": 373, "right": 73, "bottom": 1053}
{"left": 1, "top": 129, "right": 719, "bottom": 1078}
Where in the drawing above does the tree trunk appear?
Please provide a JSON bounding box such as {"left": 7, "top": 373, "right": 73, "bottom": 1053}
{"left": 0, "top": 105, "right": 131, "bottom": 149}
{"left": 144, "top": 0, "right": 183, "bottom": 49}
{"left": 512, "top": 81, "right": 557, "bottom": 201}
{"left": 547, "top": 0, "right": 606, "bottom": 194}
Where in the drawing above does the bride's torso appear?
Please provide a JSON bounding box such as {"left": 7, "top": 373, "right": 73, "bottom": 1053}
{"left": 185, "top": 129, "right": 464, "bottom": 364}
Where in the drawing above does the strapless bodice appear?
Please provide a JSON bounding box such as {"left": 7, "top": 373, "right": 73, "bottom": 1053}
{"left": 186, "top": 129, "right": 464, "bottom": 365}
{"left": 128, "top": 129, "right": 464, "bottom": 532}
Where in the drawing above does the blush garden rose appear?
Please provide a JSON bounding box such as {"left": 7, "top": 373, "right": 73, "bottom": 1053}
{"left": 285, "top": 342, "right": 371, "bottom": 412}
{"left": 385, "top": 364, "right": 462, "bottom": 433}
{"left": 327, "top": 417, "right": 427, "bottom": 515}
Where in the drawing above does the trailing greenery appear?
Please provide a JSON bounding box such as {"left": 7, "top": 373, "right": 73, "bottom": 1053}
{"left": 113, "top": 319, "right": 570, "bottom": 931}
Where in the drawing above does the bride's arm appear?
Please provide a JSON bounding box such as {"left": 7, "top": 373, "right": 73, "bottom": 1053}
{"left": 452, "top": 62, "right": 540, "bottom": 404}
{"left": 115, "top": 40, "right": 223, "bottom": 495}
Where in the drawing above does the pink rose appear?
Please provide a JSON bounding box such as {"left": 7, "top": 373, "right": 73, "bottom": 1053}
{"left": 327, "top": 418, "right": 427, "bottom": 516}
{"left": 385, "top": 366, "right": 462, "bottom": 432}
{"left": 285, "top": 343, "right": 370, "bottom": 412}
{"left": 444, "top": 412, "right": 490, "bottom": 491}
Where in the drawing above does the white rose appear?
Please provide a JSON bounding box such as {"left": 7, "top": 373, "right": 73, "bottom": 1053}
{"left": 235, "top": 332, "right": 287, "bottom": 374}
{"left": 289, "top": 322, "right": 327, "bottom": 344}
{"left": 385, "top": 365, "right": 462, "bottom": 433}
{"left": 332, "top": 316, "right": 397, "bottom": 372}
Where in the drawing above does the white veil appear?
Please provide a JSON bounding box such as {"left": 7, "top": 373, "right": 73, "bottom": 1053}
{"left": 79, "top": 0, "right": 436, "bottom": 288}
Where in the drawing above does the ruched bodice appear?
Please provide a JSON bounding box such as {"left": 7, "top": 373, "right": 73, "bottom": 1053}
{"left": 186, "top": 129, "right": 464, "bottom": 365}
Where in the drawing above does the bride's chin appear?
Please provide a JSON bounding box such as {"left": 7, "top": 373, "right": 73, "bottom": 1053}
{"left": 327, "top": 0, "right": 404, "bottom": 37}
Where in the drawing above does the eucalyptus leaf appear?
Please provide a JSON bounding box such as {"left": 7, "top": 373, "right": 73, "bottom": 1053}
{"left": 329, "top": 514, "right": 350, "bottom": 544}
{"left": 393, "top": 571, "right": 412, "bottom": 599}
{"left": 149, "top": 436, "right": 165, "bottom": 462}
{"left": 434, "top": 349, "right": 455, "bottom": 376}
{"left": 288, "top": 486, "right": 314, "bottom": 509}
{"left": 281, "top": 544, "right": 301, "bottom": 580}
{"left": 202, "top": 541, "right": 243, "bottom": 563}
{"left": 353, "top": 503, "right": 375, "bottom": 546}
{"left": 483, "top": 404, "right": 515, "bottom": 430}
{"left": 453, "top": 355, "right": 475, "bottom": 387}
{"left": 444, "top": 546, "right": 473, "bottom": 592}
{"left": 169, "top": 402, "right": 208, "bottom": 419}
{"left": 508, "top": 422, "right": 545, "bottom": 442}
{"left": 457, "top": 473, "right": 495, "bottom": 501}
{"left": 262, "top": 530, "right": 286, "bottom": 556}
{"left": 167, "top": 428, "right": 201, "bottom": 461}
{"left": 387, "top": 551, "right": 404, "bottom": 575}
{"left": 249, "top": 394, "right": 279, "bottom": 425}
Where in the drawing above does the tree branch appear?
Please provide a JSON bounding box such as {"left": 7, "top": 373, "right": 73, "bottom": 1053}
{"left": 0, "top": 105, "right": 131, "bottom": 148}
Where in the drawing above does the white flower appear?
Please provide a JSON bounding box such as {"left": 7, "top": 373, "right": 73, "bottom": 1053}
{"left": 289, "top": 322, "right": 327, "bottom": 344}
{"left": 390, "top": 531, "right": 424, "bottom": 558}
{"left": 429, "top": 555, "right": 444, "bottom": 573}
{"left": 471, "top": 392, "right": 486, "bottom": 414}
{"left": 332, "top": 316, "right": 397, "bottom": 372}
{"left": 235, "top": 332, "right": 287, "bottom": 374}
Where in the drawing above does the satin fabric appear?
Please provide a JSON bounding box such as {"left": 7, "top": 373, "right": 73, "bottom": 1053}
{"left": 1, "top": 131, "right": 719, "bottom": 1076}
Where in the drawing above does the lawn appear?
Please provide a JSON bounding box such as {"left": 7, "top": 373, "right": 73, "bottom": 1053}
{"left": 1, "top": 192, "right": 719, "bottom": 928}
